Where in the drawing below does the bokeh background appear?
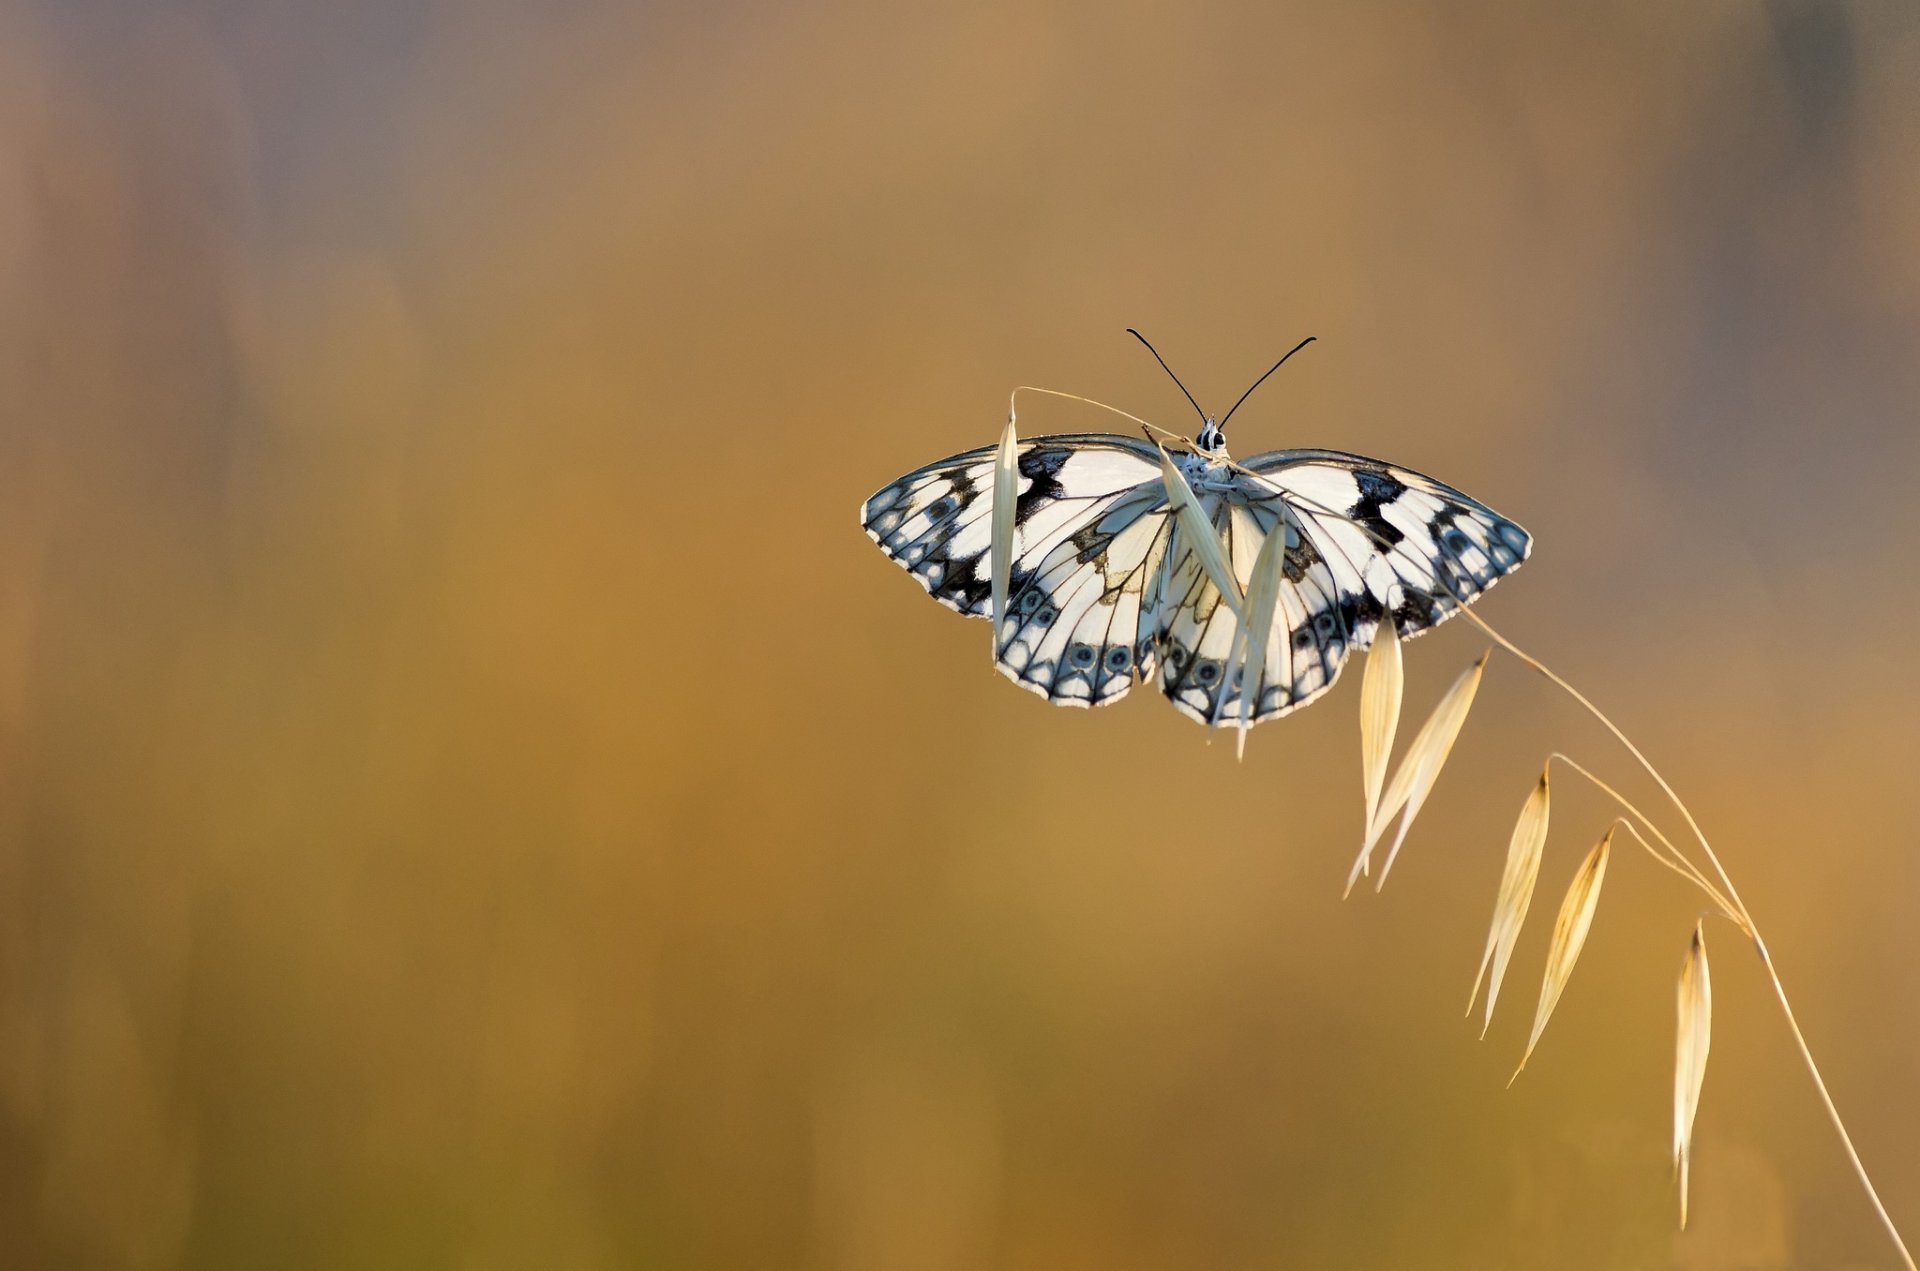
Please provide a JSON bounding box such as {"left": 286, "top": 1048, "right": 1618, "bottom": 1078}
{"left": 4, "top": 2, "right": 1919, "bottom": 1267}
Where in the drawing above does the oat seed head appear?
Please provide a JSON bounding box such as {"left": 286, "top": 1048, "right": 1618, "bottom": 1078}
{"left": 1511, "top": 827, "right": 1611, "bottom": 1082}
{"left": 1350, "top": 650, "right": 1490, "bottom": 893}
{"left": 1467, "top": 766, "right": 1551, "bottom": 1035}
{"left": 1675, "top": 921, "right": 1713, "bottom": 1230}
{"left": 1230, "top": 508, "right": 1293, "bottom": 759}
{"left": 990, "top": 412, "right": 1020, "bottom": 651}
{"left": 1157, "top": 447, "right": 1244, "bottom": 618}
{"left": 1358, "top": 604, "right": 1404, "bottom": 852}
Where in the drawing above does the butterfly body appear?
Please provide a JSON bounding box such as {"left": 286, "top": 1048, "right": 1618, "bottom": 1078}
{"left": 862, "top": 428, "right": 1529, "bottom": 733}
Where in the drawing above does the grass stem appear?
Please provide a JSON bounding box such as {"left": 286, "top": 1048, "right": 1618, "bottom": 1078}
{"left": 1460, "top": 609, "right": 1915, "bottom": 1271}
{"left": 1206, "top": 450, "right": 1910, "bottom": 1264}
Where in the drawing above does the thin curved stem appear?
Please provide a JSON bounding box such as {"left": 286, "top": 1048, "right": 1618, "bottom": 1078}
{"left": 1450, "top": 607, "right": 1755, "bottom": 921}
{"left": 1461, "top": 611, "right": 1915, "bottom": 1270}
{"left": 1008, "top": 386, "right": 1160, "bottom": 436}
{"left": 1545, "top": 754, "right": 1742, "bottom": 928}
{"left": 1233, "top": 470, "right": 1913, "bottom": 1265}
{"left": 1758, "top": 942, "right": 1914, "bottom": 1268}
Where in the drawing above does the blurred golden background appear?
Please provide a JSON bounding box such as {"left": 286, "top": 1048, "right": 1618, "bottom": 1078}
{"left": 3, "top": 2, "right": 1919, "bottom": 1267}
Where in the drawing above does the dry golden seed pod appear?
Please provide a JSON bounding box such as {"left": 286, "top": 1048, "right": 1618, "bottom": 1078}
{"left": 1675, "top": 921, "right": 1713, "bottom": 1230}
{"left": 1357, "top": 605, "right": 1404, "bottom": 847}
{"left": 1230, "top": 514, "right": 1292, "bottom": 759}
{"left": 1157, "top": 448, "right": 1243, "bottom": 617}
{"left": 1467, "top": 767, "right": 1551, "bottom": 1034}
{"left": 1511, "top": 828, "right": 1612, "bottom": 1082}
{"left": 989, "top": 413, "right": 1019, "bottom": 648}
{"left": 1355, "top": 650, "right": 1491, "bottom": 892}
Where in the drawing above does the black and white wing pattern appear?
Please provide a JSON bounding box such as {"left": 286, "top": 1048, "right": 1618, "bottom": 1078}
{"left": 863, "top": 435, "right": 1531, "bottom": 734}
{"left": 1150, "top": 451, "right": 1531, "bottom": 727}
{"left": 1153, "top": 491, "right": 1362, "bottom": 727}
{"left": 861, "top": 435, "right": 1173, "bottom": 707}
{"left": 1239, "top": 448, "right": 1533, "bottom": 641}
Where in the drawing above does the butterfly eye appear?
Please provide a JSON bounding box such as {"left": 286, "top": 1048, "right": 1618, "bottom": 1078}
{"left": 1035, "top": 605, "right": 1058, "bottom": 626}
{"left": 1442, "top": 527, "right": 1471, "bottom": 555}
{"left": 1293, "top": 627, "right": 1315, "bottom": 650}
{"left": 1069, "top": 644, "right": 1097, "bottom": 670}
{"left": 1195, "top": 660, "right": 1221, "bottom": 685}
{"left": 1105, "top": 646, "right": 1132, "bottom": 673}
{"left": 1017, "top": 589, "right": 1043, "bottom": 614}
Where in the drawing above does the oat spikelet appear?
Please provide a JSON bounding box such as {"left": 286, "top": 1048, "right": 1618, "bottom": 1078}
{"left": 1357, "top": 606, "right": 1404, "bottom": 849}
{"left": 1158, "top": 448, "right": 1242, "bottom": 616}
{"left": 1230, "top": 509, "right": 1292, "bottom": 759}
{"left": 1511, "top": 828, "right": 1611, "bottom": 1081}
{"left": 1675, "top": 921, "right": 1713, "bottom": 1230}
{"left": 1467, "top": 767, "right": 1550, "bottom": 1035}
{"left": 1346, "top": 650, "right": 1490, "bottom": 894}
{"left": 989, "top": 412, "right": 1020, "bottom": 649}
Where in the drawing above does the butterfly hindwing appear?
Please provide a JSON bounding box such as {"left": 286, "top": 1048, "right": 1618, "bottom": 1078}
{"left": 994, "top": 483, "right": 1171, "bottom": 706}
{"left": 1156, "top": 493, "right": 1371, "bottom": 726}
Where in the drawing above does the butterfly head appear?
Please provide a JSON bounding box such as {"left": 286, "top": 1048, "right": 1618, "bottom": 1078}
{"left": 1127, "top": 329, "right": 1315, "bottom": 463}
{"left": 1195, "top": 417, "right": 1227, "bottom": 456}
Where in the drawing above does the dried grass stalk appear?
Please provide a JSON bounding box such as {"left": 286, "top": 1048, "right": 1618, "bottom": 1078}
{"left": 1675, "top": 921, "right": 1713, "bottom": 1229}
{"left": 1230, "top": 511, "right": 1292, "bottom": 758}
{"left": 1347, "top": 651, "right": 1490, "bottom": 893}
{"left": 1467, "top": 767, "right": 1551, "bottom": 1034}
{"left": 1158, "top": 448, "right": 1242, "bottom": 616}
{"left": 989, "top": 413, "right": 1020, "bottom": 647}
{"left": 1358, "top": 607, "right": 1404, "bottom": 848}
{"left": 1512, "top": 828, "right": 1611, "bottom": 1081}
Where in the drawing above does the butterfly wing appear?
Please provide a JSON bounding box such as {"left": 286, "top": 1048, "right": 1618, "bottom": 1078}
{"left": 861, "top": 434, "right": 1173, "bottom": 707}
{"left": 864, "top": 437, "right": 1530, "bottom": 728}
{"left": 1155, "top": 451, "right": 1530, "bottom": 730}
{"left": 1240, "top": 448, "right": 1532, "bottom": 641}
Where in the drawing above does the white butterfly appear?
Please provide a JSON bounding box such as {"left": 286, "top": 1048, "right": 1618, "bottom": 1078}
{"left": 860, "top": 338, "right": 1531, "bottom": 732}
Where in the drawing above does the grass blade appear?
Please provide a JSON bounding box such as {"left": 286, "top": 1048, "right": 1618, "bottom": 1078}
{"left": 1358, "top": 609, "right": 1404, "bottom": 848}
{"left": 1158, "top": 447, "right": 1243, "bottom": 618}
{"left": 1347, "top": 650, "right": 1490, "bottom": 893}
{"left": 990, "top": 413, "right": 1019, "bottom": 650}
{"left": 1675, "top": 921, "right": 1713, "bottom": 1229}
{"left": 1466, "top": 767, "right": 1551, "bottom": 1034}
{"left": 1511, "top": 827, "right": 1611, "bottom": 1081}
{"left": 1230, "top": 511, "right": 1291, "bottom": 759}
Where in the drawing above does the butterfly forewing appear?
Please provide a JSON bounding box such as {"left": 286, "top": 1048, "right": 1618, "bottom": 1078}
{"left": 1242, "top": 449, "right": 1532, "bottom": 638}
{"left": 861, "top": 434, "right": 1164, "bottom": 617}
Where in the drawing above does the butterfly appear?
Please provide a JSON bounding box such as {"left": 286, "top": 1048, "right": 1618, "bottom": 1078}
{"left": 859, "top": 334, "right": 1531, "bottom": 733}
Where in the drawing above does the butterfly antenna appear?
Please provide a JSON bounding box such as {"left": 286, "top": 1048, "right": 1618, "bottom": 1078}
{"left": 1218, "top": 336, "right": 1316, "bottom": 430}
{"left": 1126, "top": 328, "right": 1208, "bottom": 427}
